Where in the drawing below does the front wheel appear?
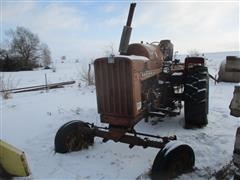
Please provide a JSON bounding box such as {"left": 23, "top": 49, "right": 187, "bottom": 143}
{"left": 151, "top": 141, "right": 195, "bottom": 179}
{"left": 54, "top": 120, "right": 94, "bottom": 153}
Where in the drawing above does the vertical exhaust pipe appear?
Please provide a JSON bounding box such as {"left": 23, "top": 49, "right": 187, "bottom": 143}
{"left": 119, "top": 3, "right": 136, "bottom": 55}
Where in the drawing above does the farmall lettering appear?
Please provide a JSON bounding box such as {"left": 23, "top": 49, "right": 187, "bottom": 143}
{"left": 140, "top": 69, "right": 161, "bottom": 80}
{"left": 141, "top": 70, "right": 153, "bottom": 78}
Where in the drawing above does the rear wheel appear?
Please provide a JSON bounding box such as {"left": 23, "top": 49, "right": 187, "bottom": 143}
{"left": 184, "top": 66, "right": 209, "bottom": 128}
{"left": 152, "top": 141, "right": 195, "bottom": 179}
{"left": 54, "top": 120, "right": 94, "bottom": 153}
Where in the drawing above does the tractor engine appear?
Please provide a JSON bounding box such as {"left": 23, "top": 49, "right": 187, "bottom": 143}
{"left": 94, "top": 40, "right": 177, "bottom": 128}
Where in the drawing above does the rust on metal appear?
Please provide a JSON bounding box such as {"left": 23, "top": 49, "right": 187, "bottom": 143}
{"left": 127, "top": 43, "right": 164, "bottom": 62}
{"left": 94, "top": 48, "right": 166, "bottom": 128}
{"left": 78, "top": 124, "right": 177, "bottom": 149}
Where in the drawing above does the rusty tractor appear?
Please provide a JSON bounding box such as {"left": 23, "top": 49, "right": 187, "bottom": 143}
{"left": 54, "top": 3, "right": 209, "bottom": 179}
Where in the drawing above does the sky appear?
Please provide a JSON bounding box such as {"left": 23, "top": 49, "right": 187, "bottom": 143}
{"left": 1, "top": 0, "right": 239, "bottom": 62}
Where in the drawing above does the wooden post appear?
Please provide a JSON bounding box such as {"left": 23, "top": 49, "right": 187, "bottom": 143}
{"left": 88, "top": 64, "right": 91, "bottom": 86}
{"left": 45, "top": 74, "right": 48, "bottom": 92}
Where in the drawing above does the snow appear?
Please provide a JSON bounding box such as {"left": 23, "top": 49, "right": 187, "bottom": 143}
{"left": 118, "top": 55, "right": 150, "bottom": 61}
{"left": 162, "top": 141, "right": 187, "bottom": 156}
{"left": 1, "top": 51, "right": 240, "bottom": 179}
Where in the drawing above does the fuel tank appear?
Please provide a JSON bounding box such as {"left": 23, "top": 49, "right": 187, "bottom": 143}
{"left": 127, "top": 43, "right": 163, "bottom": 62}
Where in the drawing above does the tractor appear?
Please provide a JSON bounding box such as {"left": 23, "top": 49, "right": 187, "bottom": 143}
{"left": 54, "top": 3, "right": 209, "bottom": 179}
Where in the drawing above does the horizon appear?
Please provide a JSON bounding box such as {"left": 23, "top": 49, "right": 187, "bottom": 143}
{"left": 1, "top": 1, "right": 239, "bottom": 62}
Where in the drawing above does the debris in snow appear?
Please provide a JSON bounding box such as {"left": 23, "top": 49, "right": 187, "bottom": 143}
{"left": 214, "top": 160, "right": 236, "bottom": 180}
{"left": 0, "top": 80, "right": 75, "bottom": 94}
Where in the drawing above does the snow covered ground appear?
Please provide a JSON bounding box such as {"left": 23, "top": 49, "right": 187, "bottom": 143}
{"left": 1, "top": 51, "right": 240, "bottom": 179}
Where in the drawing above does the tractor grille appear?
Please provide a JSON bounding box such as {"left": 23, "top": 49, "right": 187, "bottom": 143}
{"left": 94, "top": 58, "right": 133, "bottom": 117}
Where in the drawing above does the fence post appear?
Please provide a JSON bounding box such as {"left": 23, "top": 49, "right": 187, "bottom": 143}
{"left": 45, "top": 74, "right": 48, "bottom": 92}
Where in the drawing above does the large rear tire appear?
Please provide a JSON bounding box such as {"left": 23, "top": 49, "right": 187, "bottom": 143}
{"left": 184, "top": 66, "right": 209, "bottom": 128}
{"left": 54, "top": 120, "right": 94, "bottom": 153}
{"left": 152, "top": 141, "right": 195, "bottom": 179}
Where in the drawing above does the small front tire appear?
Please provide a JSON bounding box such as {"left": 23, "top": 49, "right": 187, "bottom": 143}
{"left": 54, "top": 120, "right": 94, "bottom": 153}
{"left": 152, "top": 141, "right": 195, "bottom": 179}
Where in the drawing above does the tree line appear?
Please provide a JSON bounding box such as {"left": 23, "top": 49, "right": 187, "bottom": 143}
{"left": 0, "top": 26, "right": 51, "bottom": 71}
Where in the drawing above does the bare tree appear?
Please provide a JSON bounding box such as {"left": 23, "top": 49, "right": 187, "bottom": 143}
{"left": 7, "top": 26, "right": 41, "bottom": 69}
{"left": 79, "top": 60, "right": 95, "bottom": 86}
{"left": 0, "top": 48, "right": 22, "bottom": 71}
{"left": 0, "top": 49, "right": 9, "bottom": 64}
{"left": 0, "top": 73, "right": 20, "bottom": 99}
{"left": 104, "top": 43, "right": 115, "bottom": 57}
{"left": 41, "top": 43, "right": 52, "bottom": 67}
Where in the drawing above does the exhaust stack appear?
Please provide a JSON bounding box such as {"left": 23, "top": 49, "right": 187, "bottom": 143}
{"left": 118, "top": 3, "right": 136, "bottom": 55}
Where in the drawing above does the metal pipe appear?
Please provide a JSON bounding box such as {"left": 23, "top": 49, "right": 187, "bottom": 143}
{"left": 119, "top": 3, "right": 136, "bottom": 55}
{"left": 79, "top": 125, "right": 176, "bottom": 149}
{"left": 126, "top": 3, "right": 136, "bottom": 27}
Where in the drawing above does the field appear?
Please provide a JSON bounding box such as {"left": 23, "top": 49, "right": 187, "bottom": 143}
{"left": 1, "top": 51, "right": 240, "bottom": 179}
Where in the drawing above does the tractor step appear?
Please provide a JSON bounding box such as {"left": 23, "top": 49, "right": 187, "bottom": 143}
{"left": 154, "top": 107, "right": 181, "bottom": 116}
{"left": 149, "top": 111, "right": 166, "bottom": 117}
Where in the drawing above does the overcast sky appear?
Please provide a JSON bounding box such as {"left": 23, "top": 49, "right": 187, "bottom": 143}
{"left": 1, "top": 1, "right": 239, "bottom": 61}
